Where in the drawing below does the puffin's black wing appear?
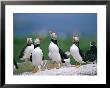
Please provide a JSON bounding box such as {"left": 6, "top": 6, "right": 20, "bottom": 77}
{"left": 19, "top": 45, "right": 27, "bottom": 58}
{"left": 42, "top": 56, "right": 45, "bottom": 60}
{"left": 78, "top": 48, "right": 86, "bottom": 62}
{"left": 30, "top": 54, "right": 32, "bottom": 62}
{"left": 85, "top": 51, "right": 96, "bottom": 62}
{"left": 87, "top": 45, "right": 97, "bottom": 62}
{"left": 90, "top": 45, "right": 97, "bottom": 54}
{"left": 85, "top": 45, "right": 97, "bottom": 62}
{"left": 14, "top": 60, "right": 18, "bottom": 69}
{"left": 59, "top": 48, "right": 68, "bottom": 63}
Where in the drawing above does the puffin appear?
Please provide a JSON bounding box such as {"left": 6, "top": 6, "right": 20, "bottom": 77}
{"left": 70, "top": 35, "right": 85, "bottom": 67}
{"left": 85, "top": 41, "right": 97, "bottom": 63}
{"left": 19, "top": 38, "right": 34, "bottom": 62}
{"left": 14, "top": 59, "right": 18, "bottom": 70}
{"left": 48, "top": 31, "right": 69, "bottom": 69}
{"left": 32, "top": 38, "right": 44, "bottom": 73}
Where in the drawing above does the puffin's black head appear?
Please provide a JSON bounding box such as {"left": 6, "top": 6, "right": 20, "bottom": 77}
{"left": 89, "top": 41, "right": 97, "bottom": 54}
{"left": 49, "top": 31, "right": 58, "bottom": 45}
{"left": 27, "top": 38, "right": 33, "bottom": 46}
{"left": 72, "top": 35, "right": 79, "bottom": 46}
{"left": 90, "top": 41, "right": 96, "bottom": 46}
{"left": 34, "top": 38, "right": 41, "bottom": 48}
{"left": 49, "top": 31, "right": 57, "bottom": 40}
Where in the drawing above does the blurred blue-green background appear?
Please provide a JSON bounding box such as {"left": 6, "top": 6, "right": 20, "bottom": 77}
{"left": 14, "top": 13, "right": 97, "bottom": 64}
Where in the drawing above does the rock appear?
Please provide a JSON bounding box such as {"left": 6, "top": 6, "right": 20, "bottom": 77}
{"left": 21, "top": 63, "right": 97, "bottom": 76}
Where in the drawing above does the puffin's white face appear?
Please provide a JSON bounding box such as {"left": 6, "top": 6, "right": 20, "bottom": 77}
{"left": 65, "top": 51, "right": 70, "bottom": 56}
{"left": 90, "top": 42, "right": 92, "bottom": 46}
{"left": 73, "top": 36, "right": 79, "bottom": 42}
{"left": 34, "top": 38, "right": 40, "bottom": 45}
{"left": 90, "top": 41, "right": 96, "bottom": 46}
{"left": 27, "top": 38, "right": 33, "bottom": 44}
{"left": 50, "top": 32, "right": 57, "bottom": 40}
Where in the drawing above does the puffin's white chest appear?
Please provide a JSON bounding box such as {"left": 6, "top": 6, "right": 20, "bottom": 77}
{"left": 23, "top": 44, "right": 34, "bottom": 58}
{"left": 32, "top": 47, "right": 43, "bottom": 66}
{"left": 49, "top": 42, "right": 59, "bottom": 52}
{"left": 70, "top": 44, "right": 83, "bottom": 63}
{"left": 48, "top": 42, "right": 61, "bottom": 62}
{"left": 70, "top": 44, "right": 79, "bottom": 53}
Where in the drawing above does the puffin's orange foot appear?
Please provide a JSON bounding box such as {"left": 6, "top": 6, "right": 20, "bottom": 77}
{"left": 47, "top": 63, "right": 54, "bottom": 70}
{"left": 32, "top": 67, "right": 38, "bottom": 73}
{"left": 75, "top": 65, "right": 80, "bottom": 68}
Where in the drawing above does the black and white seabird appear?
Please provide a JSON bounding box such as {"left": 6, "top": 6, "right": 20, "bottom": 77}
{"left": 19, "top": 38, "right": 34, "bottom": 62}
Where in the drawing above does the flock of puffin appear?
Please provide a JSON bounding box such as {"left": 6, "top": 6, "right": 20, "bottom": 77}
{"left": 14, "top": 31, "right": 97, "bottom": 73}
